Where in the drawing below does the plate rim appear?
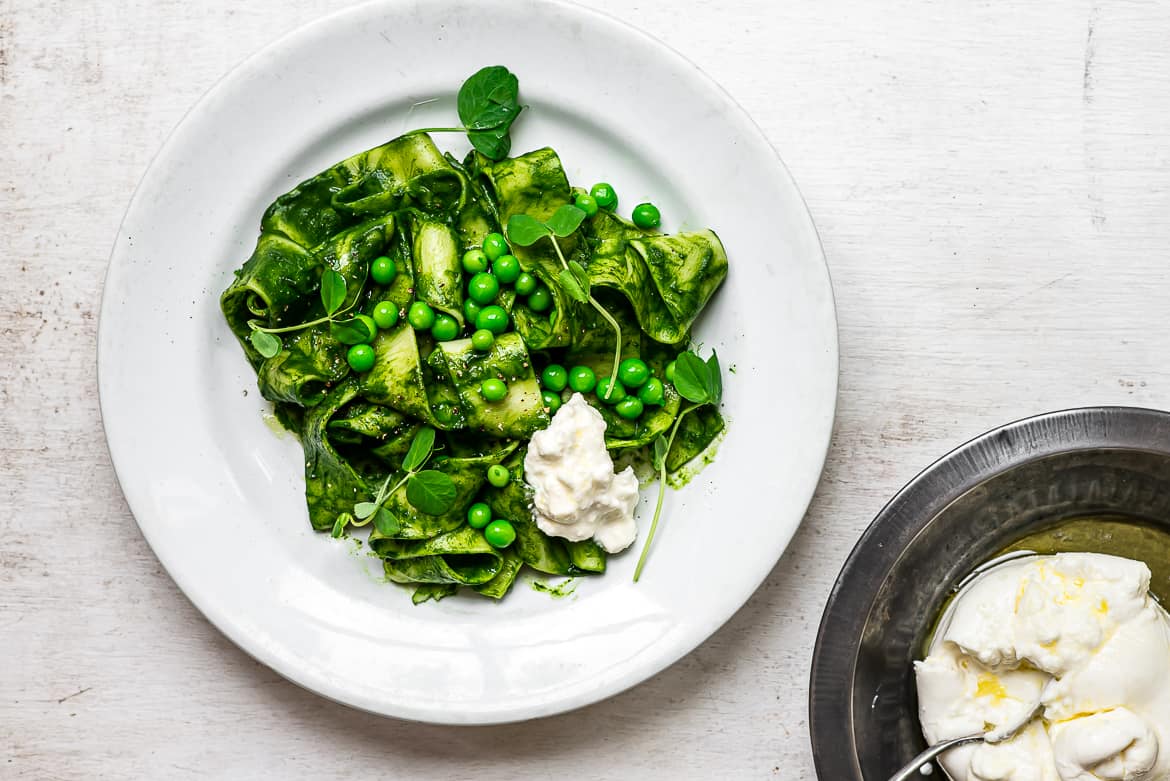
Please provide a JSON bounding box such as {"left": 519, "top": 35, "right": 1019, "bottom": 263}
{"left": 98, "top": 0, "right": 839, "bottom": 723}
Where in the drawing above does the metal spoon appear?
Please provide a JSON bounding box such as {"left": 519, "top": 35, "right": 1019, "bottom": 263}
{"left": 887, "top": 698, "right": 1044, "bottom": 781}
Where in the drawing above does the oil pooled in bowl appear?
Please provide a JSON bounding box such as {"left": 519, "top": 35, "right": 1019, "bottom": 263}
{"left": 1001, "top": 514, "right": 1170, "bottom": 603}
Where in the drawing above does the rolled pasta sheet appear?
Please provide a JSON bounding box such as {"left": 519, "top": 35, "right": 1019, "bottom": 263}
{"left": 428, "top": 333, "right": 549, "bottom": 439}
{"left": 359, "top": 323, "right": 457, "bottom": 429}
{"left": 379, "top": 526, "right": 505, "bottom": 586}
{"left": 302, "top": 380, "right": 373, "bottom": 532}
{"left": 410, "top": 217, "right": 464, "bottom": 327}
{"left": 256, "top": 323, "right": 348, "bottom": 407}
{"left": 326, "top": 401, "right": 421, "bottom": 468}
{"left": 221, "top": 233, "right": 317, "bottom": 355}
{"left": 314, "top": 213, "right": 396, "bottom": 301}
{"left": 587, "top": 210, "right": 728, "bottom": 345}
{"left": 368, "top": 442, "right": 518, "bottom": 541}
{"left": 261, "top": 133, "right": 466, "bottom": 248}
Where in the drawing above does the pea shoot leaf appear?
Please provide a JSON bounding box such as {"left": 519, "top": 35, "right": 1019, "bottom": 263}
{"left": 406, "top": 470, "right": 458, "bottom": 515}
{"left": 372, "top": 507, "right": 400, "bottom": 537}
{"left": 330, "top": 512, "right": 352, "bottom": 539}
{"left": 330, "top": 318, "right": 373, "bottom": 345}
{"left": 706, "top": 350, "right": 723, "bottom": 406}
{"left": 320, "top": 269, "right": 346, "bottom": 316}
{"left": 652, "top": 435, "right": 670, "bottom": 472}
{"left": 558, "top": 267, "right": 588, "bottom": 303}
{"left": 250, "top": 329, "right": 282, "bottom": 358}
{"left": 672, "top": 352, "right": 712, "bottom": 405}
{"left": 353, "top": 502, "right": 379, "bottom": 521}
{"left": 506, "top": 214, "right": 551, "bottom": 247}
{"left": 457, "top": 66, "right": 522, "bottom": 161}
{"left": 402, "top": 426, "right": 436, "bottom": 473}
{"left": 545, "top": 204, "right": 587, "bottom": 238}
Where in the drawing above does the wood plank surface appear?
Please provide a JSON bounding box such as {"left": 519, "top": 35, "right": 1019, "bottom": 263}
{"left": 4, "top": 0, "right": 1170, "bottom": 777}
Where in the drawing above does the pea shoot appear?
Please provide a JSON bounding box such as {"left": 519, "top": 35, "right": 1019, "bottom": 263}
{"left": 633, "top": 350, "right": 723, "bottom": 582}
{"left": 247, "top": 266, "right": 370, "bottom": 359}
{"left": 403, "top": 65, "right": 523, "bottom": 161}
{"left": 505, "top": 205, "right": 624, "bottom": 400}
{"left": 336, "top": 427, "right": 458, "bottom": 539}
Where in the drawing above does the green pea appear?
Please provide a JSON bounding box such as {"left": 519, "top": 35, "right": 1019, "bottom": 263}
{"left": 596, "top": 377, "right": 626, "bottom": 404}
{"left": 480, "top": 378, "right": 508, "bottom": 402}
{"left": 618, "top": 358, "right": 650, "bottom": 388}
{"left": 464, "top": 297, "right": 483, "bottom": 325}
{"left": 615, "top": 396, "right": 644, "bottom": 420}
{"left": 372, "top": 301, "right": 399, "bottom": 329}
{"left": 527, "top": 287, "right": 552, "bottom": 313}
{"left": 430, "top": 314, "right": 459, "bottom": 342}
{"left": 574, "top": 192, "right": 599, "bottom": 217}
{"left": 471, "top": 328, "right": 495, "bottom": 352}
{"left": 568, "top": 365, "right": 597, "bottom": 393}
{"left": 590, "top": 183, "right": 617, "bottom": 210}
{"left": 462, "top": 248, "right": 489, "bottom": 274}
{"left": 542, "top": 390, "right": 562, "bottom": 415}
{"left": 665, "top": 360, "right": 677, "bottom": 383}
{"left": 487, "top": 464, "right": 510, "bottom": 487}
{"left": 346, "top": 344, "right": 375, "bottom": 372}
{"left": 493, "top": 254, "right": 521, "bottom": 284}
{"left": 638, "top": 377, "right": 665, "bottom": 406}
{"left": 482, "top": 232, "right": 508, "bottom": 261}
{"left": 514, "top": 272, "right": 537, "bottom": 296}
{"left": 541, "top": 364, "right": 568, "bottom": 392}
{"left": 371, "top": 255, "right": 397, "bottom": 285}
{"left": 467, "top": 502, "right": 492, "bottom": 530}
{"left": 407, "top": 301, "right": 435, "bottom": 331}
{"left": 468, "top": 272, "right": 500, "bottom": 304}
{"left": 631, "top": 202, "right": 661, "bottom": 229}
{"left": 475, "top": 305, "right": 509, "bottom": 335}
{"left": 484, "top": 519, "right": 516, "bottom": 549}
{"left": 354, "top": 314, "right": 378, "bottom": 344}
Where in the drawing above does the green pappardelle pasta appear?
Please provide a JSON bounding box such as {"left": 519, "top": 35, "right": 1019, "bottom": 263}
{"left": 221, "top": 69, "right": 728, "bottom": 603}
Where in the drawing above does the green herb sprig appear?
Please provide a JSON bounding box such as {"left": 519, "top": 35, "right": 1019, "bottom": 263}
{"left": 408, "top": 66, "right": 522, "bottom": 161}
{"left": 248, "top": 268, "right": 372, "bottom": 358}
{"left": 633, "top": 349, "right": 722, "bottom": 581}
{"left": 506, "top": 205, "right": 624, "bottom": 399}
{"left": 330, "top": 426, "right": 458, "bottom": 538}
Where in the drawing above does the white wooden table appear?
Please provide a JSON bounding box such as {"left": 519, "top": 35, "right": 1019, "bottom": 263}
{"left": 5, "top": 1, "right": 1170, "bottom": 777}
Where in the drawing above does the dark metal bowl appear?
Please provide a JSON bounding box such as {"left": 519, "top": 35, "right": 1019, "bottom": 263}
{"left": 809, "top": 407, "right": 1170, "bottom": 780}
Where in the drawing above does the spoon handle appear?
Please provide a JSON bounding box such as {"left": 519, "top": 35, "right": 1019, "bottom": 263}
{"left": 887, "top": 734, "right": 984, "bottom": 781}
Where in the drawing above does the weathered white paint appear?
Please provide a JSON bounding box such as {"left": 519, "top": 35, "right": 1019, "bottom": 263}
{"left": 4, "top": 0, "right": 1170, "bottom": 777}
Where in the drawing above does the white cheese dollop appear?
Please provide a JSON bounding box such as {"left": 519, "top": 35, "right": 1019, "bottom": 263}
{"left": 915, "top": 552, "right": 1170, "bottom": 781}
{"left": 523, "top": 393, "right": 639, "bottom": 553}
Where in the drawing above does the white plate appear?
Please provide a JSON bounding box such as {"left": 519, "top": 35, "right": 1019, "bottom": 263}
{"left": 98, "top": 0, "right": 837, "bottom": 724}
